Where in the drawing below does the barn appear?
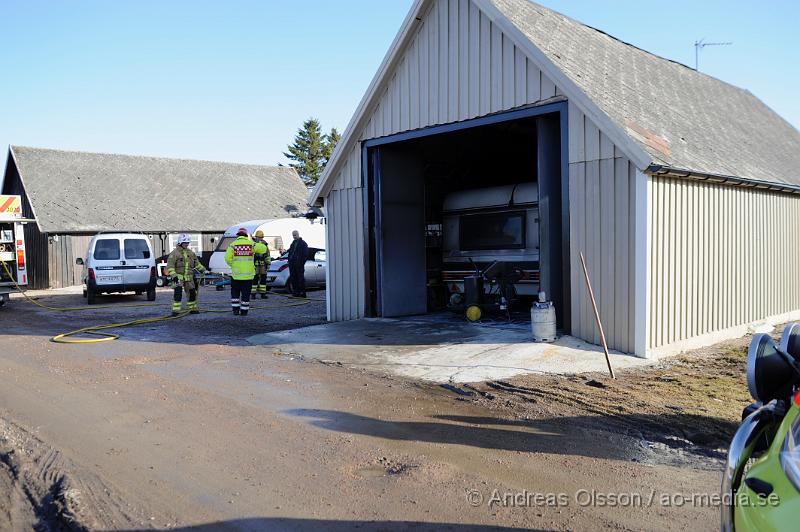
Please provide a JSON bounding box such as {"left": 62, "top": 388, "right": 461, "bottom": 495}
{"left": 309, "top": 0, "right": 800, "bottom": 358}
{"left": 1, "top": 146, "right": 308, "bottom": 289}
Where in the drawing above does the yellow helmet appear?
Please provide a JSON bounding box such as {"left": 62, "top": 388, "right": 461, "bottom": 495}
{"left": 255, "top": 230, "right": 264, "bottom": 238}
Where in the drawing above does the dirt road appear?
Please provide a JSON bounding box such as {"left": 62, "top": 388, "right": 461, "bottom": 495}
{"left": 0, "top": 286, "right": 732, "bottom": 530}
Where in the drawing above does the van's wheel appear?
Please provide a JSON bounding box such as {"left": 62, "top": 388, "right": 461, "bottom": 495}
{"left": 87, "top": 289, "right": 97, "bottom": 305}
{"left": 146, "top": 287, "right": 156, "bottom": 301}
{"left": 156, "top": 277, "right": 165, "bottom": 287}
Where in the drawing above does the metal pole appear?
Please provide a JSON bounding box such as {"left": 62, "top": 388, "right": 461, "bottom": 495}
{"left": 580, "top": 252, "right": 615, "bottom": 379}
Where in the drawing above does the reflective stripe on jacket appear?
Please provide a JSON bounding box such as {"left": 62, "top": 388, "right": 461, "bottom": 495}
{"left": 167, "top": 247, "right": 204, "bottom": 280}
{"left": 224, "top": 236, "right": 256, "bottom": 280}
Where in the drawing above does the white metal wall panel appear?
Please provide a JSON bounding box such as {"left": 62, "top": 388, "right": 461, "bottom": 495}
{"left": 564, "top": 96, "right": 644, "bottom": 356}
{"left": 357, "top": 0, "right": 561, "bottom": 147}
{"left": 567, "top": 101, "right": 639, "bottom": 354}
{"left": 648, "top": 177, "right": 800, "bottom": 349}
{"left": 568, "top": 157, "right": 637, "bottom": 354}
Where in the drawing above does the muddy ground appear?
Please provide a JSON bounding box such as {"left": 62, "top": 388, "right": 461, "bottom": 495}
{"left": 0, "top": 285, "right": 756, "bottom": 530}
{"left": 466, "top": 339, "right": 752, "bottom": 464}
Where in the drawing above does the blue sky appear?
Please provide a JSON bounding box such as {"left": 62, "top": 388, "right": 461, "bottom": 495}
{"left": 1, "top": 1, "right": 797, "bottom": 168}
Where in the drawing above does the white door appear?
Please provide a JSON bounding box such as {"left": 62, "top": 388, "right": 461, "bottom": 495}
{"left": 92, "top": 238, "right": 124, "bottom": 287}
{"left": 122, "top": 237, "right": 153, "bottom": 285}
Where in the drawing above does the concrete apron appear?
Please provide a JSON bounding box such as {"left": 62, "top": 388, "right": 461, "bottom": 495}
{"left": 247, "top": 315, "right": 653, "bottom": 383}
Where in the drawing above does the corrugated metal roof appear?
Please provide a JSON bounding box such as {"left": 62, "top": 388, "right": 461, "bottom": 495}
{"left": 494, "top": 0, "right": 800, "bottom": 185}
{"left": 9, "top": 146, "right": 309, "bottom": 233}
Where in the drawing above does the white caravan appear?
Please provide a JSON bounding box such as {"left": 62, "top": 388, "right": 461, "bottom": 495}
{"left": 208, "top": 217, "right": 326, "bottom": 275}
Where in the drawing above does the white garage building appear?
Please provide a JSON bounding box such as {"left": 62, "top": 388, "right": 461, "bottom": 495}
{"left": 310, "top": 0, "right": 800, "bottom": 358}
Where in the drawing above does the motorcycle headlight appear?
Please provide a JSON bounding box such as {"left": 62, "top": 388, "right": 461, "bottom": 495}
{"left": 781, "top": 408, "right": 800, "bottom": 492}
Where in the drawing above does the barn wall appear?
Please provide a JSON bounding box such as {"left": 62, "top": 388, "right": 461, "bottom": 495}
{"left": 648, "top": 177, "right": 800, "bottom": 351}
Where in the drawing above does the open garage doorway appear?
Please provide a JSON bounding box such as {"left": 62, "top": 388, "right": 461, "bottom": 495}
{"left": 363, "top": 103, "right": 570, "bottom": 333}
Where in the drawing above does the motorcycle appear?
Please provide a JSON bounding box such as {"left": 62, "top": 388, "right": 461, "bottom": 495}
{"left": 722, "top": 323, "right": 800, "bottom": 530}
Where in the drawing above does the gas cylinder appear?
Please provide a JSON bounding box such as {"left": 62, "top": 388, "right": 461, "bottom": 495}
{"left": 531, "top": 291, "right": 557, "bottom": 342}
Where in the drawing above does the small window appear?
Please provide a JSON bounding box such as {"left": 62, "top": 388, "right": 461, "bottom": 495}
{"left": 314, "top": 250, "right": 326, "bottom": 262}
{"left": 93, "top": 239, "right": 120, "bottom": 260}
{"left": 168, "top": 233, "right": 203, "bottom": 255}
{"left": 124, "top": 239, "right": 151, "bottom": 259}
{"left": 265, "top": 236, "right": 285, "bottom": 254}
{"left": 215, "top": 237, "right": 236, "bottom": 252}
{"left": 459, "top": 211, "right": 526, "bottom": 251}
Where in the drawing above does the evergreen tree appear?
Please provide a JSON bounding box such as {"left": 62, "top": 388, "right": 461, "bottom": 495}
{"left": 283, "top": 118, "right": 325, "bottom": 186}
{"left": 322, "top": 127, "right": 341, "bottom": 167}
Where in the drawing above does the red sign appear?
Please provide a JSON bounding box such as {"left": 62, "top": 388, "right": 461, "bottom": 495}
{"left": 233, "top": 245, "right": 253, "bottom": 257}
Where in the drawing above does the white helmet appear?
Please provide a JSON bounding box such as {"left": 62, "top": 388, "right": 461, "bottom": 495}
{"left": 177, "top": 233, "right": 191, "bottom": 245}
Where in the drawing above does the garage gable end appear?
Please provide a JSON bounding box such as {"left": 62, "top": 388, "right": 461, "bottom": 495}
{"left": 311, "top": 0, "right": 648, "bottom": 201}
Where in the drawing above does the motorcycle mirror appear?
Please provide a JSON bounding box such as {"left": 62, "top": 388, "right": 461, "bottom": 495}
{"left": 780, "top": 323, "right": 800, "bottom": 359}
{"left": 747, "top": 332, "right": 800, "bottom": 403}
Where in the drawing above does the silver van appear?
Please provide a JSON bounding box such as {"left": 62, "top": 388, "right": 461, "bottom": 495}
{"left": 76, "top": 233, "right": 156, "bottom": 304}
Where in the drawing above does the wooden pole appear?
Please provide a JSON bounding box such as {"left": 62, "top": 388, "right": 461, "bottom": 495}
{"left": 579, "top": 252, "right": 615, "bottom": 379}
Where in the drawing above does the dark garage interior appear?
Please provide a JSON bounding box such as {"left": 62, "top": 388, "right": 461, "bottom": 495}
{"left": 364, "top": 108, "right": 570, "bottom": 332}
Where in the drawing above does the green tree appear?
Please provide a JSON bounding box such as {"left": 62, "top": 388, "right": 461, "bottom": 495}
{"left": 284, "top": 118, "right": 326, "bottom": 186}
{"left": 322, "top": 127, "right": 341, "bottom": 167}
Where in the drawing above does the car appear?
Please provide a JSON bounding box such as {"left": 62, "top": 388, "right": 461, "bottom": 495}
{"left": 267, "top": 248, "right": 326, "bottom": 290}
{"left": 76, "top": 233, "right": 157, "bottom": 304}
{"left": 722, "top": 325, "right": 800, "bottom": 531}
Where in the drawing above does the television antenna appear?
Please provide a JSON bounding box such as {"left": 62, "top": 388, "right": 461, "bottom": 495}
{"left": 694, "top": 38, "right": 732, "bottom": 71}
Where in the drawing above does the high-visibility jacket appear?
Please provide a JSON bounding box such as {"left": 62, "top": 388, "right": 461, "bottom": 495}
{"left": 166, "top": 246, "right": 205, "bottom": 281}
{"left": 253, "top": 239, "right": 270, "bottom": 267}
{"left": 224, "top": 236, "right": 256, "bottom": 280}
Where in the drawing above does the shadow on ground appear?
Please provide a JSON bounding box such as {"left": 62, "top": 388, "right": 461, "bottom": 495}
{"left": 286, "top": 409, "right": 737, "bottom": 461}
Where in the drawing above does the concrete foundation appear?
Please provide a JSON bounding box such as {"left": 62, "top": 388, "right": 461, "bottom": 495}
{"left": 248, "top": 315, "right": 654, "bottom": 383}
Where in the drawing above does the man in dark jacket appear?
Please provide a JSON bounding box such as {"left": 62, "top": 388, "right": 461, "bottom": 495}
{"left": 287, "top": 230, "right": 308, "bottom": 298}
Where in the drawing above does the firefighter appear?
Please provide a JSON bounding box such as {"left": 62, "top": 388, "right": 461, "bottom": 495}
{"left": 166, "top": 234, "right": 205, "bottom": 316}
{"left": 251, "top": 230, "right": 271, "bottom": 299}
{"left": 224, "top": 228, "right": 256, "bottom": 316}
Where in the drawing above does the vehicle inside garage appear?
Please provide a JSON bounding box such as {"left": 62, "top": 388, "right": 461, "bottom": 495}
{"left": 364, "top": 107, "right": 569, "bottom": 332}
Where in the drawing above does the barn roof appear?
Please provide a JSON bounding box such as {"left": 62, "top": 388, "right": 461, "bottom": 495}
{"left": 311, "top": 0, "right": 800, "bottom": 201}
{"left": 493, "top": 0, "right": 800, "bottom": 186}
{"left": 6, "top": 146, "right": 308, "bottom": 233}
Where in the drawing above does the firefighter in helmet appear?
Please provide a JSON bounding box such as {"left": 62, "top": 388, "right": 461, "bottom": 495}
{"left": 251, "top": 230, "right": 271, "bottom": 299}
{"left": 166, "top": 234, "right": 205, "bottom": 316}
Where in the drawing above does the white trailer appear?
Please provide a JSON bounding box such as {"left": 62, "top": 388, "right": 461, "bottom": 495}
{"left": 442, "top": 183, "right": 540, "bottom": 298}
{"left": 208, "top": 217, "right": 326, "bottom": 276}
{"left": 0, "top": 195, "right": 30, "bottom": 306}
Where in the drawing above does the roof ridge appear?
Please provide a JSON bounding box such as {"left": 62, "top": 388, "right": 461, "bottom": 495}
{"left": 10, "top": 145, "right": 292, "bottom": 171}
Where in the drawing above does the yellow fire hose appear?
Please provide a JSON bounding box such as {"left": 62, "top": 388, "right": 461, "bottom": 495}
{"left": 2, "top": 261, "right": 317, "bottom": 344}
